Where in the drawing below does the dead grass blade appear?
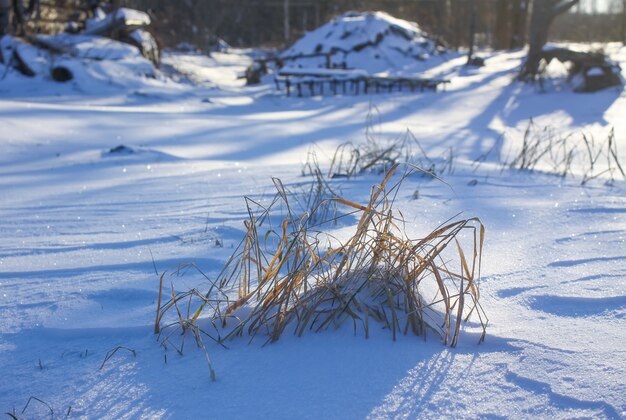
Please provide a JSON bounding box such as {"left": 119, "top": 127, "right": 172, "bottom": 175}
{"left": 99, "top": 346, "right": 136, "bottom": 371}
{"left": 504, "top": 119, "right": 625, "bottom": 185}
{"left": 21, "top": 396, "right": 53, "bottom": 418}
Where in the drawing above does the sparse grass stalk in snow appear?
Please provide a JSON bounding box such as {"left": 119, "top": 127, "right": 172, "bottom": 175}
{"left": 581, "top": 128, "right": 626, "bottom": 185}
{"left": 325, "top": 104, "right": 455, "bottom": 179}
{"left": 328, "top": 129, "right": 455, "bottom": 179}
{"left": 503, "top": 119, "right": 625, "bottom": 185}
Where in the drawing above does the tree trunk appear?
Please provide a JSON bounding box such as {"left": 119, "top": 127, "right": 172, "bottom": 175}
{"left": 448, "top": 0, "right": 462, "bottom": 49}
{"left": 0, "top": 0, "right": 10, "bottom": 36}
{"left": 622, "top": 0, "right": 626, "bottom": 42}
{"left": 519, "top": 0, "right": 580, "bottom": 80}
{"left": 521, "top": 2, "right": 553, "bottom": 78}
{"left": 466, "top": 0, "right": 476, "bottom": 63}
{"left": 510, "top": 0, "right": 529, "bottom": 49}
{"left": 283, "top": 0, "right": 290, "bottom": 43}
{"left": 494, "top": 0, "right": 510, "bottom": 50}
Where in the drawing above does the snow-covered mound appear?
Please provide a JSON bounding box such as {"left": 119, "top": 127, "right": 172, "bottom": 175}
{"left": 281, "top": 11, "right": 443, "bottom": 75}
{"left": 0, "top": 33, "right": 160, "bottom": 90}
{"left": 37, "top": 33, "right": 151, "bottom": 62}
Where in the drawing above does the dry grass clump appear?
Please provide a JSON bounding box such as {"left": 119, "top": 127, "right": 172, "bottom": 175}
{"left": 328, "top": 129, "right": 455, "bottom": 179}
{"left": 326, "top": 105, "right": 455, "bottom": 179}
{"left": 155, "top": 164, "right": 486, "bottom": 356}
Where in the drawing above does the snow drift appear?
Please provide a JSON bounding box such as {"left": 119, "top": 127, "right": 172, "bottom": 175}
{"left": 281, "top": 11, "right": 444, "bottom": 75}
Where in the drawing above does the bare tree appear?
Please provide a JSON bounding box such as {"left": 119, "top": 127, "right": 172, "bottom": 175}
{"left": 510, "top": 0, "right": 529, "bottom": 49}
{"left": 494, "top": 0, "right": 511, "bottom": 50}
{"left": 519, "top": 0, "right": 580, "bottom": 80}
{"left": 283, "top": 0, "right": 290, "bottom": 42}
{"left": 622, "top": 0, "right": 626, "bottom": 42}
{"left": 466, "top": 0, "right": 476, "bottom": 63}
{"left": 494, "top": 0, "right": 529, "bottom": 50}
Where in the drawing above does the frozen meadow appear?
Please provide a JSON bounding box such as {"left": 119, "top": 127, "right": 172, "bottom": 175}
{"left": 0, "top": 39, "right": 625, "bottom": 418}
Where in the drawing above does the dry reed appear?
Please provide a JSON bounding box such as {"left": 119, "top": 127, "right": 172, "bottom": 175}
{"left": 504, "top": 119, "right": 625, "bottom": 185}
{"left": 326, "top": 104, "right": 455, "bottom": 179}
{"left": 156, "top": 164, "right": 487, "bottom": 355}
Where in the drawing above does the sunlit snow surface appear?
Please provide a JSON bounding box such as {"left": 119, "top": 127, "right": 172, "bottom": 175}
{"left": 0, "top": 44, "right": 625, "bottom": 418}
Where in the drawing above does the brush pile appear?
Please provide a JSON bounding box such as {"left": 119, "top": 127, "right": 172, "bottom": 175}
{"left": 155, "top": 164, "right": 486, "bottom": 355}
{"left": 0, "top": 6, "right": 159, "bottom": 85}
{"left": 541, "top": 46, "right": 622, "bottom": 92}
{"left": 280, "top": 11, "right": 444, "bottom": 75}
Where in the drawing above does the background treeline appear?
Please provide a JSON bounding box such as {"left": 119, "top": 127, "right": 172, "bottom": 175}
{"left": 122, "top": 0, "right": 531, "bottom": 49}
{"left": 19, "top": 0, "right": 626, "bottom": 50}
{"left": 119, "top": 0, "right": 625, "bottom": 50}
{"left": 553, "top": 7, "right": 626, "bottom": 42}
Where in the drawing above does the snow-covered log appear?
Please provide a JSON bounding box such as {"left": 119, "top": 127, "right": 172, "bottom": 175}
{"left": 84, "top": 8, "right": 151, "bottom": 37}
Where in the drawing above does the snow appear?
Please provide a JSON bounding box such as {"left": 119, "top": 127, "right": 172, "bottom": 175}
{"left": 84, "top": 7, "right": 151, "bottom": 36}
{"left": 37, "top": 33, "right": 144, "bottom": 61}
{"left": 128, "top": 30, "right": 158, "bottom": 56}
{"left": 587, "top": 66, "right": 605, "bottom": 76}
{"left": 0, "top": 34, "right": 161, "bottom": 93}
{"left": 278, "top": 67, "right": 369, "bottom": 78}
{"left": 115, "top": 8, "right": 151, "bottom": 26}
{"left": 0, "top": 39, "right": 625, "bottom": 419}
{"left": 160, "top": 50, "right": 252, "bottom": 88}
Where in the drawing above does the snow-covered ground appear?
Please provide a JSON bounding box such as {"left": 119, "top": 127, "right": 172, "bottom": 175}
{"left": 0, "top": 45, "right": 625, "bottom": 419}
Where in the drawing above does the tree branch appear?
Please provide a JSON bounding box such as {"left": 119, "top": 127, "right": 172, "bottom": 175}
{"left": 553, "top": 0, "right": 580, "bottom": 16}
